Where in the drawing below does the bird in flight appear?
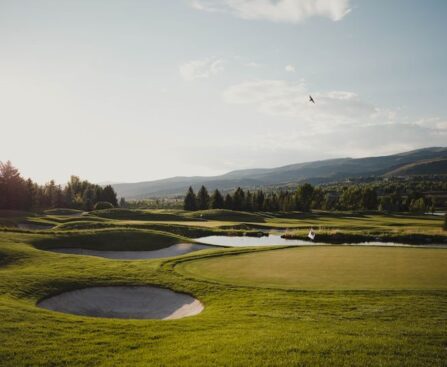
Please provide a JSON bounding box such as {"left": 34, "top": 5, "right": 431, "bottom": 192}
{"left": 309, "top": 95, "right": 315, "bottom": 104}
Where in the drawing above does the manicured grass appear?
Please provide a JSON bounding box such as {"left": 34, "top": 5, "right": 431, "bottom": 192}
{"left": 0, "top": 210, "right": 446, "bottom": 366}
{"left": 267, "top": 211, "right": 445, "bottom": 234}
{"left": 179, "top": 246, "right": 447, "bottom": 290}
{"left": 183, "top": 209, "right": 266, "bottom": 222}
{"left": 91, "top": 208, "right": 202, "bottom": 221}
{"left": 31, "top": 228, "right": 191, "bottom": 251}
{"left": 43, "top": 208, "right": 84, "bottom": 216}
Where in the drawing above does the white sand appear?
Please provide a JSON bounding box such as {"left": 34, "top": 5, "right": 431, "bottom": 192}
{"left": 38, "top": 286, "right": 204, "bottom": 320}
{"left": 49, "top": 243, "right": 211, "bottom": 259}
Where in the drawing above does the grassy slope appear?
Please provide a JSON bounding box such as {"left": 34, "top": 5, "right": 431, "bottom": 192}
{"left": 183, "top": 209, "right": 267, "bottom": 222}
{"left": 179, "top": 246, "right": 447, "bottom": 290}
{"left": 91, "top": 208, "right": 203, "bottom": 222}
{"left": 0, "top": 210, "right": 446, "bottom": 366}
{"left": 43, "top": 208, "right": 85, "bottom": 216}
{"left": 0, "top": 235, "right": 446, "bottom": 366}
{"left": 31, "top": 228, "right": 191, "bottom": 251}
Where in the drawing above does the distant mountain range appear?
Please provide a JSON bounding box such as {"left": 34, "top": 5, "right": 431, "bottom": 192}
{"left": 112, "top": 147, "right": 447, "bottom": 199}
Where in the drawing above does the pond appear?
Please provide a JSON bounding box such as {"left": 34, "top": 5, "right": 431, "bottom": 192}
{"left": 194, "top": 235, "right": 446, "bottom": 248}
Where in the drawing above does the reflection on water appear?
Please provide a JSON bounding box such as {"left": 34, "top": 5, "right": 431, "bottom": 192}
{"left": 195, "top": 235, "right": 446, "bottom": 248}
{"left": 196, "top": 235, "right": 309, "bottom": 247}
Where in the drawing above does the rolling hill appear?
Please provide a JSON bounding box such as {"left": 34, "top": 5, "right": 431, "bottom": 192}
{"left": 112, "top": 147, "right": 447, "bottom": 199}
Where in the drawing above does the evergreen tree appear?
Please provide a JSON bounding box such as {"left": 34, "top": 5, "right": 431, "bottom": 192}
{"left": 254, "top": 190, "right": 265, "bottom": 211}
{"left": 0, "top": 161, "right": 26, "bottom": 209}
{"left": 245, "top": 190, "right": 253, "bottom": 211}
{"left": 184, "top": 186, "right": 197, "bottom": 211}
{"left": 232, "top": 187, "right": 245, "bottom": 211}
{"left": 82, "top": 187, "right": 96, "bottom": 211}
{"left": 210, "top": 189, "right": 224, "bottom": 209}
{"left": 379, "top": 196, "right": 393, "bottom": 212}
{"left": 101, "top": 185, "right": 118, "bottom": 207}
{"left": 269, "top": 192, "right": 279, "bottom": 211}
{"left": 361, "top": 187, "right": 378, "bottom": 210}
{"left": 224, "top": 193, "right": 233, "bottom": 210}
{"left": 295, "top": 183, "right": 314, "bottom": 212}
{"left": 196, "top": 185, "right": 210, "bottom": 210}
{"left": 311, "top": 188, "right": 325, "bottom": 210}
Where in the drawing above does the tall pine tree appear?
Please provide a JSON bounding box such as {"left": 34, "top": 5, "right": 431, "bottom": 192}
{"left": 184, "top": 186, "right": 197, "bottom": 211}
{"left": 210, "top": 189, "right": 224, "bottom": 209}
{"left": 196, "top": 185, "right": 210, "bottom": 210}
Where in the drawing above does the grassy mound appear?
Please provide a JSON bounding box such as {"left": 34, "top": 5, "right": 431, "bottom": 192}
{"left": 32, "top": 228, "right": 190, "bottom": 251}
{"left": 43, "top": 208, "right": 84, "bottom": 216}
{"left": 90, "top": 208, "right": 199, "bottom": 221}
{"left": 179, "top": 246, "right": 447, "bottom": 290}
{"left": 42, "top": 215, "right": 109, "bottom": 224}
{"left": 183, "top": 209, "right": 266, "bottom": 222}
{"left": 1, "top": 228, "right": 447, "bottom": 366}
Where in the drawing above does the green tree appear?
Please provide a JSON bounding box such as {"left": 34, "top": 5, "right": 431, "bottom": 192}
{"left": 119, "top": 197, "right": 127, "bottom": 208}
{"left": 94, "top": 201, "right": 114, "bottom": 210}
{"left": 311, "top": 188, "right": 325, "bottom": 210}
{"left": 210, "top": 189, "right": 224, "bottom": 209}
{"left": 101, "top": 185, "right": 118, "bottom": 207}
{"left": 224, "top": 193, "right": 233, "bottom": 210}
{"left": 196, "top": 185, "right": 210, "bottom": 210}
{"left": 0, "top": 161, "right": 26, "bottom": 209}
{"left": 253, "top": 190, "right": 265, "bottom": 211}
{"left": 409, "top": 198, "right": 426, "bottom": 213}
{"left": 361, "top": 187, "right": 378, "bottom": 210}
{"left": 379, "top": 196, "right": 393, "bottom": 212}
{"left": 295, "top": 183, "right": 314, "bottom": 212}
{"left": 184, "top": 187, "right": 197, "bottom": 211}
{"left": 232, "top": 187, "right": 245, "bottom": 211}
{"left": 82, "top": 187, "right": 96, "bottom": 211}
{"left": 245, "top": 190, "right": 253, "bottom": 211}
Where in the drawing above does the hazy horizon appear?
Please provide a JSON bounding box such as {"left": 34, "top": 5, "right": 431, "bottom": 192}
{"left": 1, "top": 0, "right": 446, "bottom": 184}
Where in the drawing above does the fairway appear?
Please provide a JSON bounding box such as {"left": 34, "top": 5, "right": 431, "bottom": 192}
{"left": 1, "top": 211, "right": 447, "bottom": 366}
{"left": 179, "top": 246, "right": 447, "bottom": 290}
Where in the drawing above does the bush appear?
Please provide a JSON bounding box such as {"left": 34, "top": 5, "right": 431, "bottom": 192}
{"left": 93, "top": 201, "right": 114, "bottom": 210}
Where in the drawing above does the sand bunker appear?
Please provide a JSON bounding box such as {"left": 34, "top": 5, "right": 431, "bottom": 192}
{"left": 38, "top": 286, "right": 203, "bottom": 320}
{"left": 49, "top": 243, "right": 211, "bottom": 259}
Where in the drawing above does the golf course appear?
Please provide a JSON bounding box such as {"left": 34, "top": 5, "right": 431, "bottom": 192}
{"left": 0, "top": 208, "right": 446, "bottom": 366}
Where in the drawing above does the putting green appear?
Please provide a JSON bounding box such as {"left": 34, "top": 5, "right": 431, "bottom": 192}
{"left": 179, "top": 246, "right": 447, "bottom": 290}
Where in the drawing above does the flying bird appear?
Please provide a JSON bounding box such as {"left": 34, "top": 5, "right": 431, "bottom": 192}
{"left": 309, "top": 95, "right": 315, "bottom": 104}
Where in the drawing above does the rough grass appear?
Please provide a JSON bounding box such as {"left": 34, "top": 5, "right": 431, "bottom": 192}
{"left": 179, "top": 246, "right": 447, "bottom": 290}
{"left": 91, "top": 208, "right": 201, "bottom": 221}
{"left": 43, "top": 208, "right": 85, "bottom": 216}
{"left": 0, "top": 210, "right": 446, "bottom": 366}
{"left": 30, "top": 228, "right": 191, "bottom": 252}
{"left": 0, "top": 234, "right": 446, "bottom": 366}
{"left": 183, "top": 209, "right": 266, "bottom": 222}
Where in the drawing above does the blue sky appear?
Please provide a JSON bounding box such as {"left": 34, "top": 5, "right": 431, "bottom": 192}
{"left": 1, "top": 0, "right": 446, "bottom": 183}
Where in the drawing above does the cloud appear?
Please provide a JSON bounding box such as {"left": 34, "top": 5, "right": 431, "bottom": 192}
{"left": 221, "top": 78, "right": 447, "bottom": 162}
{"left": 223, "top": 79, "right": 384, "bottom": 131}
{"left": 190, "top": 0, "right": 352, "bottom": 23}
{"left": 285, "top": 64, "right": 296, "bottom": 72}
{"left": 179, "top": 58, "right": 225, "bottom": 81}
{"left": 414, "top": 117, "right": 447, "bottom": 132}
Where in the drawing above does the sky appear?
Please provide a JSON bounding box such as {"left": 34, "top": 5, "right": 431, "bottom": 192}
{"left": 1, "top": 0, "right": 446, "bottom": 184}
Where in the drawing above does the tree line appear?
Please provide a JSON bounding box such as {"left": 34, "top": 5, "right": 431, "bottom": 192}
{"left": 0, "top": 161, "right": 118, "bottom": 211}
{"left": 183, "top": 183, "right": 438, "bottom": 213}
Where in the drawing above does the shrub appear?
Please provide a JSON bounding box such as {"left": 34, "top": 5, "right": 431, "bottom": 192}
{"left": 93, "top": 201, "right": 114, "bottom": 210}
